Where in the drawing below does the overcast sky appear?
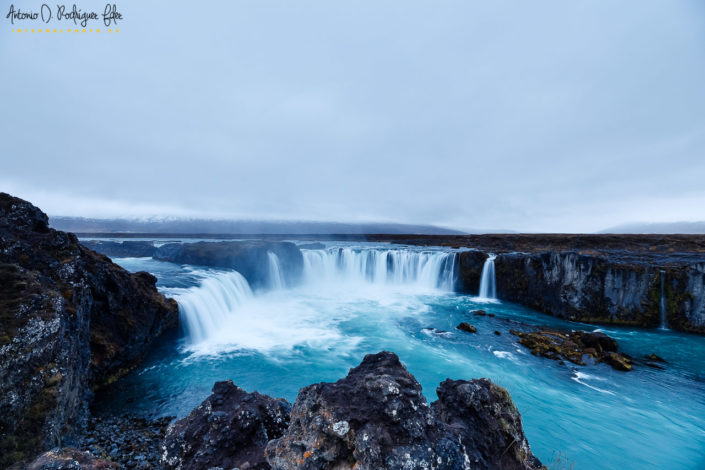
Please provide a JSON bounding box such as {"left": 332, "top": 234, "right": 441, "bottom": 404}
{"left": 1, "top": 0, "right": 704, "bottom": 232}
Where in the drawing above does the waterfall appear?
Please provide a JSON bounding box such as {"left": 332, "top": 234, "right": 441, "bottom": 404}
{"left": 176, "top": 246, "right": 457, "bottom": 349}
{"left": 176, "top": 271, "right": 254, "bottom": 346}
{"left": 478, "top": 254, "right": 497, "bottom": 300}
{"left": 301, "top": 248, "right": 456, "bottom": 291}
{"left": 267, "top": 251, "right": 286, "bottom": 289}
{"left": 660, "top": 270, "right": 668, "bottom": 330}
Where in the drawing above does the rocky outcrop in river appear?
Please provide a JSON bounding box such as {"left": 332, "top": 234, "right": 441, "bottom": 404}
{"left": 0, "top": 193, "right": 178, "bottom": 467}
{"left": 161, "top": 351, "right": 542, "bottom": 470}
{"left": 511, "top": 329, "right": 633, "bottom": 371}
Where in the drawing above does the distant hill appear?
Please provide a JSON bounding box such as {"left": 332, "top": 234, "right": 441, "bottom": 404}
{"left": 600, "top": 222, "right": 705, "bottom": 234}
{"left": 49, "top": 216, "right": 468, "bottom": 235}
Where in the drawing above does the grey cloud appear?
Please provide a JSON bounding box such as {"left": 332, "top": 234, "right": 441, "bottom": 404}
{"left": 1, "top": 0, "right": 704, "bottom": 232}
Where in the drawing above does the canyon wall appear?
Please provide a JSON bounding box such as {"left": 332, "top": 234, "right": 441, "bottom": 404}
{"left": 457, "top": 250, "right": 705, "bottom": 334}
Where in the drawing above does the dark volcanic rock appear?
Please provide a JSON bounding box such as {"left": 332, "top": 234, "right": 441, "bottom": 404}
{"left": 266, "top": 351, "right": 541, "bottom": 470}
{"left": 457, "top": 322, "right": 477, "bottom": 333}
{"left": 645, "top": 353, "right": 666, "bottom": 363}
{"left": 0, "top": 193, "right": 178, "bottom": 467}
{"left": 574, "top": 331, "right": 617, "bottom": 353}
{"left": 602, "top": 352, "right": 632, "bottom": 371}
{"left": 80, "top": 240, "right": 157, "bottom": 258}
{"left": 78, "top": 414, "right": 173, "bottom": 468}
{"left": 153, "top": 240, "right": 303, "bottom": 288}
{"left": 10, "top": 448, "right": 117, "bottom": 469}
{"left": 511, "top": 329, "right": 633, "bottom": 371}
{"left": 432, "top": 379, "right": 543, "bottom": 470}
{"left": 456, "top": 250, "right": 488, "bottom": 294}
{"left": 161, "top": 380, "right": 291, "bottom": 470}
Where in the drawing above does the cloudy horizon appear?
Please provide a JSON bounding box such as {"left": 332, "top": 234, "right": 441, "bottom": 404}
{"left": 2, "top": 0, "right": 704, "bottom": 233}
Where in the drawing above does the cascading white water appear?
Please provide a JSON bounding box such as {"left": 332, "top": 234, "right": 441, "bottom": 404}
{"left": 267, "top": 251, "right": 286, "bottom": 289}
{"left": 176, "top": 271, "right": 254, "bottom": 345}
{"left": 302, "top": 248, "right": 456, "bottom": 291}
{"left": 660, "top": 270, "right": 668, "bottom": 330}
{"left": 478, "top": 254, "right": 497, "bottom": 300}
{"left": 176, "top": 247, "right": 457, "bottom": 352}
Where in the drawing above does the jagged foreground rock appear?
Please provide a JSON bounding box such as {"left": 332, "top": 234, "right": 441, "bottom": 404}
{"left": 162, "top": 352, "right": 542, "bottom": 470}
{"left": 0, "top": 193, "right": 179, "bottom": 467}
{"left": 161, "top": 380, "right": 291, "bottom": 470}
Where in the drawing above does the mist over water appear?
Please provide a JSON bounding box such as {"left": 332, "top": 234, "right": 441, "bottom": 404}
{"left": 104, "top": 244, "right": 705, "bottom": 470}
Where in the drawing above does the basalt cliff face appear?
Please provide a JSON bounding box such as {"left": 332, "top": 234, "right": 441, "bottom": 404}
{"left": 456, "top": 246, "right": 705, "bottom": 334}
{"left": 0, "top": 193, "right": 178, "bottom": 467}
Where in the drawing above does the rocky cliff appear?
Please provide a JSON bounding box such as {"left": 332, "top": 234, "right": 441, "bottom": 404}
{"left": 161, "top": 351, "right": 542, "bottom": 470}
{"left": 0, "top": 193, "right": 178, "bottom": 467}
{"left": 457, "top": 249, "right": 705, "bottom": 334}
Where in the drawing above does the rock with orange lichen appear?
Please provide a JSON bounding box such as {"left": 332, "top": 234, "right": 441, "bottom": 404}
{"left": 511, "top": 328, "right": 632, "bottom": 371}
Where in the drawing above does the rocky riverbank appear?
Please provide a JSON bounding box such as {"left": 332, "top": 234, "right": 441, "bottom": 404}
{"left": 0, "top": 193, "right": 178, "bottom": 467}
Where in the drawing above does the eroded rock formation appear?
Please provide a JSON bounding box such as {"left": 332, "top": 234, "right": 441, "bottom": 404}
{"left": 511, "top": 329, "right": 633, "bottom": 371}
{"left": 266, "top": 351, "right": 541, "bottom": 470}
{"left": 160, "top": 380, "right": 291, "bottom": 470}
{"left": 0, "top": 193, "right": 178, "bottom": 467}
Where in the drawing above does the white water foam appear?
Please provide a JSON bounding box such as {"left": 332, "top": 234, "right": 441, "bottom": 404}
{"left": 302, "top": 247, "right": 456, "bottom": 291}
{"left": 175, "top": 247, "right": 457, "bottom": 355}
{"left": 267, "top": 251, "right": 286, "bottom": 289}
{"left": 571, "top": 371, "right": 615, "bottom": 395}
{"left": 475, "top": 254, "right": 498, "bottom": 303}
{"left": 176, "top": 271, "right": 359, "bottom": 356}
